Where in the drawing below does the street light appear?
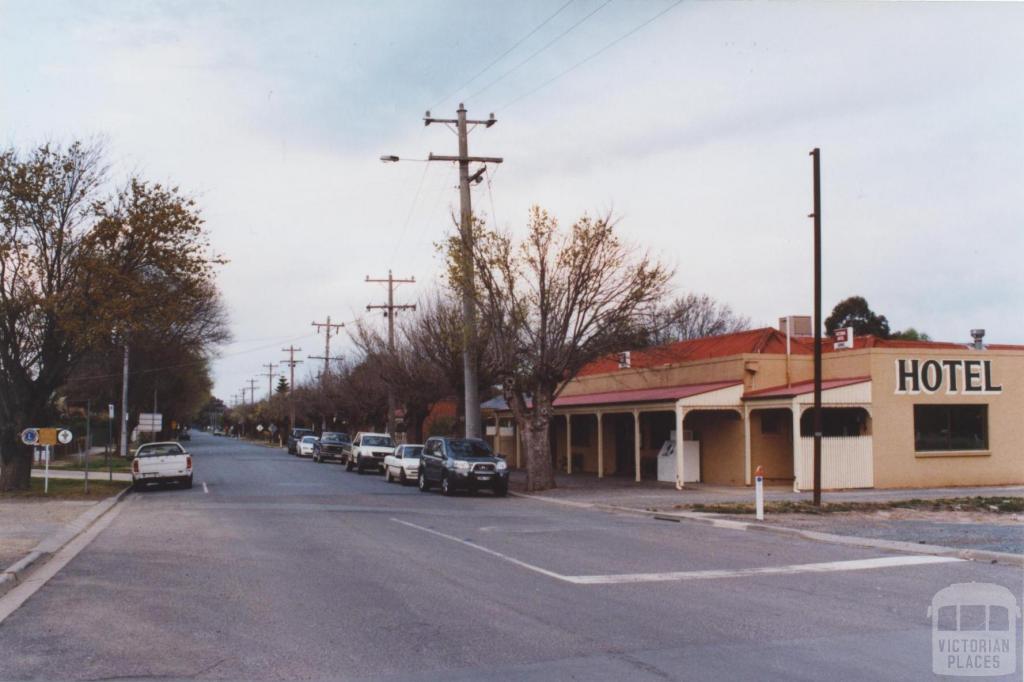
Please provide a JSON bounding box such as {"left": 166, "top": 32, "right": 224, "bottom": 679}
{"left": 379, "top": 155, "right": 399, "bottom": 163}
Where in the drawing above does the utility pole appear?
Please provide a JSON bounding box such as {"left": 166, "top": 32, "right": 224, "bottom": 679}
{"left": 310, "top": 316, "right": 345, "bottom": 379}
{"left": 809, "top": 147, "right": 823, "bottom": 507}
{"left": 119, "top": 342, "right": 129, "bottom": 458}
{"left": 366, "top": 270, "right": 416, "bottom": 436}
{"left": 423, "top": 103, "right": 502, "bottom": 439}
{"left": 247, "top": 378, "right": 258, "bottom": 404}
{"left": 261, "top": 362, "right": 279, "bottom": 401}
{"left": 282, "top": 345, "right": 303, "bottom": 432}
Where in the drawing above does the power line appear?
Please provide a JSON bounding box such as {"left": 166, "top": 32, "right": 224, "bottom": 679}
{"left": 466, "top": 0, "right": 614, "bottom": 102}
{"left": 498, "top": 0, "right": 685, "bottom": 112}
{"left": 429, "top": 0, "right": 577, "bottom": 111}
{"left": 388, "top": 161, "right": 432, "bottom": 267}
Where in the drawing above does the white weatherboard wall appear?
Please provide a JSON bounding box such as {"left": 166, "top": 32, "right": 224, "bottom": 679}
{"left": 798, "top": 436, "right": 874, "bottom": 489}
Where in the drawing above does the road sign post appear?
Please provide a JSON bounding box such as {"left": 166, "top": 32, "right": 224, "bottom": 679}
{"left": 754, "top": 465, "right": 765, "bottom": 521}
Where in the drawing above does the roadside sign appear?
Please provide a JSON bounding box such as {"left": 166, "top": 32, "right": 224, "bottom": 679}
{"left": 834, "top": 326, "right": 854, "bottom": 350}
{"left": 138, "top": 413, "right": 162, "bottom": 433}
{"left": 57, "top": 429, "right": 73, "bottom": 445}
{"left": 108, "top": 403, "right": 115, "bottom": 420}
{"left": 256, "top": 424, "right": 264, "bottom": 432}
{"left": 269, "top": 424, "right": 278, "bottom": 434}
{"left": 20, "top": 428, "right": 39, "bottom": 446}
{"left": 36, "top": 428, "right": 58, "bottom": 446}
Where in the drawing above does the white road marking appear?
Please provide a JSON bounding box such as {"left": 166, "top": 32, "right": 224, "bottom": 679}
{"left": 202, "top": 481, "right": 209, "bottom": 494}
{"left": 391, "top": 518, "right": 962, "bottom": 585}
{"left": 568, "top": 555, "right": 962, "bottom": 585}
{"left": 391, "top": 519, "right": 570, "bottom": 582}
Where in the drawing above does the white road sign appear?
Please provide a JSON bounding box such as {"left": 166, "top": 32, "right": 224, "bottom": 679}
{"left": 57, "top": 429, "right": 73, "bottom": 445}
{"left": 138, "top": 413, "right": 163, "bottom": 433}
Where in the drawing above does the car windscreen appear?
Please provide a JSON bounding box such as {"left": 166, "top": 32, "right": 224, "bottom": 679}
{"left": 402, "top": 446, "right": 423, "bottom": 459}
{"left": 321, "top": 433, "right": 349, "bottom": 443}
{"left": 136, "top": 444, "right": 185, "bottom": 457}
{"left": 445, "top": 439, "right": 492, "bottom": 458}
{"left": 301, "top": 436, "right": 318, "bottom": 443}
{"left": 362, "top": 436, "right": 393, "bottom": 447}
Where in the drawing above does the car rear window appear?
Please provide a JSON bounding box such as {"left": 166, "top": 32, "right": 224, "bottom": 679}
{"left": 301, "top": 436, "right": 318, "bottom": 443}
{"left": 362, "top": 436, "right": 394, "bottom": 447}
{"left": 136, "top": 443, "right": 185, "bottom": 457}
{"left": 446, "top": 439, "right": 492, "bottom": 458}
{"left": 402, "top": 446, "right": 423, "bottom": 459}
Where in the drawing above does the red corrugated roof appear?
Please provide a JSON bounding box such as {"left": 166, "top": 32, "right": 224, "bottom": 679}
{"left": 743, "top": 376, "right": 870, "bottom": 400}
{"left": 578, "top": 328, "right": 806, "bottom": 377}
{"left": 555, "top": 381, "right": 741, "bottom": 408}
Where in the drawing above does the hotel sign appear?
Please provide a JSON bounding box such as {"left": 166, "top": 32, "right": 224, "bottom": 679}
{"left": 896, "top": 359, "right": 1002, "bottom": 395}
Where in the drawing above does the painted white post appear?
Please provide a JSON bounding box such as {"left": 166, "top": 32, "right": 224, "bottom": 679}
{"left": 791, "top": 400, "right": 802, "bottom": 492}
{"left": 566, "top": 414, "right": 572, "bottom": 474}
{"left": 633, "top": 410, "right": 641, "bottom": 483}
{"left": 743, "top": 404, "right": 752, "bottom": 485}
{"left": 754, "top": 465, "right": 765, "bottom": 520}
{"left": 44, "top": 445, "right": 51, "bottom": 494}
{"left": 675, "top": 404, "right": 686, "bottom": 490}
{"left": 596, "top": 412, "right": 604, "bottom": 479}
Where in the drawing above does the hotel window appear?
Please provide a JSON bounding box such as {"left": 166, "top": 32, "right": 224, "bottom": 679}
{"left": 914, "top": 405, "right": 988, "bottom": 452}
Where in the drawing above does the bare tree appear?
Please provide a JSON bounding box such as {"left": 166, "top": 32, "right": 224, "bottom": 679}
{"left": 644, "top": 293, "right": 751, "bottom": 345}
{"left": 468, "top": 207, "right": 672, "bottom": 491}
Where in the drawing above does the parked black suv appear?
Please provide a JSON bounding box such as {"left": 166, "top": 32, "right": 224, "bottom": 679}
{"left": 313, "top": 432, "right": 350, "bottom": 463}
{"left": 418, "top": 437, "right": 509, "bottom": 496}
{"left": 287, "top": 428, "right": 315, "bottom": 455}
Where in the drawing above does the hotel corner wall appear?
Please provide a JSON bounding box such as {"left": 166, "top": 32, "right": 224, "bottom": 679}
{"left": 868, "top": 348, "right": 1024, "bottom": 488}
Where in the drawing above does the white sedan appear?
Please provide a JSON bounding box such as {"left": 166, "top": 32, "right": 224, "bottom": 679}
{"left": 383, "top": 444, "right": 423, "bottom": 485}
{"left": 297, "top": 434, "right": 318, "bottom": 457}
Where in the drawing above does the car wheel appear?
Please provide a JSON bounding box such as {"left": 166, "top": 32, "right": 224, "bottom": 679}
{"left": 384, "top": 467, "right": 392, "bottom": 483}
{"left": 399, "top": 470, "right": 407, "bottom": 485}
{"left": 493, "top": 482, "right": 508, "bottom": 497}
{"left": 183, "top": 477, "right": 193, "bottom": 490}
{"left": 418, "top": 470, "right": 430, "bottom": 492}
{"left": 345, "top": 458, "right": 354, "bottom": 471}
{"left": 132, "top": 479, "right": 144, "bottom": 492}
{"left": 356, "top": 457, "right": 364, "bottom": 474}
{"left": 441, "top": 474, "right": 455, "bottom": 496}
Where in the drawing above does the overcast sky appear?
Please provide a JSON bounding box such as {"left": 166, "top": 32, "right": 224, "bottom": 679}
{"left": 2, "top": 0, "right": 1021, "bottom": 402}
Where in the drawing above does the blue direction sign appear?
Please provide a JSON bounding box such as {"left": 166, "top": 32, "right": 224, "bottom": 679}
{"left": 21, "top": 428, "right": 39, "bottom": 445}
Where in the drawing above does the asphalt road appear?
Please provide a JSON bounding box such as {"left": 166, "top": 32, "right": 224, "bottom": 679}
{"left": 0, "top": 432, "right": 1020, "bottom": 681}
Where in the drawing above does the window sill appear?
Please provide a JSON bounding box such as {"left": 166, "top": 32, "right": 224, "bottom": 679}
{"left": 914, "top": 450, "right": 991, "bottom": 459}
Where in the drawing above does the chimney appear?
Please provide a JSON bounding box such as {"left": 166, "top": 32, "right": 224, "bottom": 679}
{"left": 970, "top": 329, "right": 985, "bottom": 350}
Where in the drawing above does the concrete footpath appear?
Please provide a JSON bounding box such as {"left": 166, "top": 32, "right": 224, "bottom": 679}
{"left": 0, "top": 489, "right": 129, "bottom": 596}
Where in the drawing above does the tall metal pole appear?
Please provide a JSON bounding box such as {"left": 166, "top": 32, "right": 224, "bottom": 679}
{"left": 119, "top": 343, "right": 129, "bottom": 458}
{"left": 810, "top": 148, "right": 823, "bottom": 506}
{"left": 84, "top": 399, "right": 90, "bottom": 494}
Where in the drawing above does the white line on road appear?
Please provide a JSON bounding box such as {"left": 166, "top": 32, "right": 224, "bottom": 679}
{"left": 391, "top": 519, "right": 570, "bottom": 582}
{"left": 391, "top": 518, "right": 962, "bottom": 585}
{"left": 202, "top": 481, "right": 209, "bottom": 494}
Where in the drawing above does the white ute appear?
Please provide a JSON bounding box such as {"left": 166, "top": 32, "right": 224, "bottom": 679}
{"left": 132, "top": 441, "right": 193, "bottom": 490}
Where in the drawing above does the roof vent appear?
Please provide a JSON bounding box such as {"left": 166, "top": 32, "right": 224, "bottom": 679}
{"left": 970, "top": 329, "right": 985, "bottom": 350}
{"left": 617, "top": 351, "right": 631, "bottom": 369}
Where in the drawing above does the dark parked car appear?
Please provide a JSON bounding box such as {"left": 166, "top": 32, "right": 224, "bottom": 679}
{"left": 418, "top": 437, "right": 509, "bottom": 496}
{"left": 287, "top": 428, "right": 315, "bottom": 454}
{"left": 313, "top": 432, "right": 351, "bottom": 463}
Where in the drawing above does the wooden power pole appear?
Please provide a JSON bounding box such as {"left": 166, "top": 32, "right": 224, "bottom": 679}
{"left": 366, "top": 270, "right": 416, "bottom": 436}
{"left": 261, "top": 362, "right": 279, "bottom": 402}
{"left": 281, "top": 345, "right": 303, "bottom": 432}
{"left": 423, "top": 104, "right": 502, "bottom": 439}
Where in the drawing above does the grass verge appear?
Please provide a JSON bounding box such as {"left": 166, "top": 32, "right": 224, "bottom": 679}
{"left": 676, "top": 496, "right": 1024, "bottom": 515}
{"left": 0, "top": 478, "right": 129, "bottom": 500}
{"left": 47, "top": 456, "right": 132, "bottom": 473}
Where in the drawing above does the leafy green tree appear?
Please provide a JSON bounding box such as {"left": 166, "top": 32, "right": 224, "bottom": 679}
{"left": 824, "top": 296, "right": 891, "bottom": 338}
{"left": 890, "top": 327, "right": 931, "bottom": 341}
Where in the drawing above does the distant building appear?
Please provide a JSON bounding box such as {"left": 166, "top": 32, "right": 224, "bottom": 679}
{"left": 483, "top": 325, "right": 1023, "bottom": 490}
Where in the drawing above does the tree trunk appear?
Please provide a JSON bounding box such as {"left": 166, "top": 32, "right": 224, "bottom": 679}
{"left": 0, "top": 430, "right": 32, "bottom": 491}
{"left": 521, "top": 415, "right": 556, "bottom": 492}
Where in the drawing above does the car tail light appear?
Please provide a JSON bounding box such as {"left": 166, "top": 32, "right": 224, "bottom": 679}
{"left": 186, "top": 455, "right": 192, "bottom": 470}
{"left": 132, "top": 459, "right": 139, "bottom": 474}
